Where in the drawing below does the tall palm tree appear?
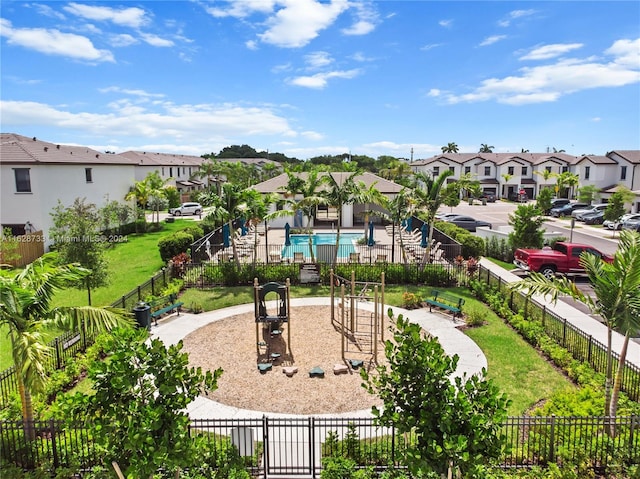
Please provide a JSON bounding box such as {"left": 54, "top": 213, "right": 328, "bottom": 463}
{"left": 195, "top": 159, "right": 226, "bottom": 194}
{"left": 479, "top": 144, "right": 494, "bottom": 153}
{"left": 321, "top": 171, "right": 362, "bottom": 267}
{"left": 412, "top": 170, "right": 455, "bottom": 263}
{"left": 238, "top": 190, "right": 277, "bottom": 267}
{"left": 353, "top": 181, "right": 387, "bottom": 243}
{"left": 382, "top": 188, "right": 419, "bottom": 264}
{"left": 0, "top": 254, "right": 132, "bottom": 438}
{"left": 124, "top": 180, "right": 151, "bottom": 230}
{"left": 279, "top": 170, "right": 326, "bottom": 262}
{"left": 511, "top": 231, "right": 640, "bottom": 432}
{"left": 559, "top": 171, "right": 579, "bottom": 200}
{"left": 216, "top": 183, "right": 249, "bottom": 267}
{"left": 441, "top": 142, "right": 459, "bottom": 154}
{"left": 145, "top": 171, "right": 173, "bottom": 225}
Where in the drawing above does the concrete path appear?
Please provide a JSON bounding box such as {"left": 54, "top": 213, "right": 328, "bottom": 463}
{"left": 150, "top": 297, "right": 486, "bottom": 420}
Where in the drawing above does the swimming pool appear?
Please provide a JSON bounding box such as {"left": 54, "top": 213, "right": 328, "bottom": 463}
{"left": 282, "top": 233, "right": 362, "bottom": 259}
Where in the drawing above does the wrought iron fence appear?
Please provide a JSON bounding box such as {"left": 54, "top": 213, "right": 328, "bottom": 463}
{"left": 478, "top": 264, "right": 640, "bottom": 402}
{"left": 1, "top": 416, "right": 638, "bottom": 475}
{"left": 109, "top": 266, "right": 172, "bottom": 309}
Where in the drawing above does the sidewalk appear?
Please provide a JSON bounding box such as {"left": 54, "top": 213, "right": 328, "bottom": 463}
{"left": 480, "top": 258, "right": 640, "bottom": 369}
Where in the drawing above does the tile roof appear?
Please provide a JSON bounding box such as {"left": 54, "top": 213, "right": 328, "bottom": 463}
{"left": 412, "top": 152, "right": 581, "bottom": 166}
{"left": 0, "top": 133, "right": 135, "bottom": 165}
{"left": 118, "top": 150, "right": 204, "bottom": 166}
{"left": 575, "top": 155, "right": 617, "bottom": 165}
{"left": 609, "top": 150, "right": 640, "bottom": 164}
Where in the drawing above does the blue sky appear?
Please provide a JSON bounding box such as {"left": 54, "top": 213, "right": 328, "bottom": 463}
{"left": 1, "top": 1, "right": 639, "bottom": 160}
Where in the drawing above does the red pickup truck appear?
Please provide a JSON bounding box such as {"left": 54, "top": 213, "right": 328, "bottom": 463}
{"left": 513, "top": 242, "right": 614, "bottom": 278}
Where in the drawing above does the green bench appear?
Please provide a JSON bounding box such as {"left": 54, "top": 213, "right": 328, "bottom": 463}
{"left": 425, "top": 290, "right": 464, "bottom": 319}
{"left": 150, "top": 293, "right": 184, "bottom": 325}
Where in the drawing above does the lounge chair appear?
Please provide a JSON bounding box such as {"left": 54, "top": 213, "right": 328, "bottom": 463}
{"left": 349, "top": 252, "right": 360, "bottom": 263}
{"left": 293, "top": 252, "right": 305, "bottom": 263}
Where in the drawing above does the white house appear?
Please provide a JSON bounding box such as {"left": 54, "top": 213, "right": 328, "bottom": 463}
{"left": 0, "top": 133, "right": 136, "bottom": 247}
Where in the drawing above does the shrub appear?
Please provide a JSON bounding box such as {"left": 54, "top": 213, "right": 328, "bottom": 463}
{"left": 401, "top": 291, "right": 422, "bottom": 309}
{"left": 158, "top": 231, "right": 195, "bottom": 262}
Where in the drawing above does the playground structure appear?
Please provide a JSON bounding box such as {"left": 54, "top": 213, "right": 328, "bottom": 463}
{"left": 330, "top": 269, "right": 385, "bottom": 365}
{"left": 254, "top": 278, "right": 291, "bottom": 368}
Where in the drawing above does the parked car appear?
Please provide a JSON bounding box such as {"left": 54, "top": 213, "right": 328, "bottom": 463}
{"left": 604, "top": 213, "right": 635, "bottom": 230}
{"left": 435, "top": 212, "right": 461, "bottom": 220}
{"left": 442, "top": 215, "right": 492, "bottom": 232}
{"left": 479, "top": 192, "right": 496, "bottom": 202}
{"left": 573, "top": 203, "right": 608, "bottom": 220}
{"left": 582, "top": 210, "right": 605, "bottom": 225}
{"left": 550, "top": 202, "right": 589, "bottom": 218}
{"left": 621, "top": 214, "right": 640, "bottom": 232}
{"left": 508, "top": 191, "right": 528, "bottom": 202}
{"left": 169, "top": 202, "right": 203, "bottom": 216}
{"left": 542, "top": 198, "right": 571, "bottom": 215}
{"left": 514, "top": 242, "right": 614, "bottom": 279}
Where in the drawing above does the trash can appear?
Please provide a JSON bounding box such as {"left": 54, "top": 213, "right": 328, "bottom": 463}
{"left": 133, "top": 301, "right": 151, "bottom": 330}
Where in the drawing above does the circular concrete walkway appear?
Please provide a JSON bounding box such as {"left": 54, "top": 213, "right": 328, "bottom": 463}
{"left": 150, "top": 297, "right": 487, "bottom": 419}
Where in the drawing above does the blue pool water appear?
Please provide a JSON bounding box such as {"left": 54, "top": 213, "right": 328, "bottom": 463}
{"left": 282, "top": 233, "right": 362, "bottom": 259}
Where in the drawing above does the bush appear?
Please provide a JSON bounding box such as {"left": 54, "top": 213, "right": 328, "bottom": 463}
{"left": 158, "top": 231, "right": 195, "bottom": 262}
{"left": 180, "top": 224, "right": 204, "bottom": 240}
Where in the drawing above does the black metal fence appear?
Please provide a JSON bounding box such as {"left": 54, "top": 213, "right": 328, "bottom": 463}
{"left": 1, "top": 415, "right": 638, "bottom": 475}
{"left": 0, "top": 267, "right": 173, "bottom": 411}
{"left": 478, "top": 264, "right": 640, "bottom": 402}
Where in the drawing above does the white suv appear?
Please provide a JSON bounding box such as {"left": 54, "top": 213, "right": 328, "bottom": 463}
{"left": 170, "top": 202, "right": 202, "bottom": 216}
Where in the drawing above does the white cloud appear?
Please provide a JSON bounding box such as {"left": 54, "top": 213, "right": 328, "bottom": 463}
{"left": 98, "top": 87, "right": 165, "bottom": 99}
{"left": 521, "top": 43, "right": 583, "bottom": 60}
{"left": 439, "top": 19, "right": 452, "bottom": 28}
{"left": 203, "top": 0, "right": 277, "bottom": 18}
{"left": 498, "top": 9, "right": 537, "bottom": 27}
{"left": 32, "top": 4, "right": 66, "bottom": 20}
{"left": 432, "top": 40, "right": 640, "bottom": 106}
{"left": 304, "top": 51, "right": 333, "bottom": 69}
{"left": 139, "top": 33, "right": 174, "bottom": 47}
{"left": 606, "top": 38, "right": 640, "bottom": 68}
{"left": 63, "top": 3, "right": 149, "bottom": 29}
{"left": 110, "top": 33, "right": 138, "bottom": 47}
{"left": 362, "top": 141, "right": 441, "bottom": 158}
{"left": 245, "top": 40, "right": 259, "bottom": 50}
{"left": 342, "top": 1, "right": 379, "bottom": 36}
{"left": 301, "top": 130, "right": 324, "bottom": 140}
{"left": 479, "top": 35, "right": 507, "bottom": 47}
{"left": 591, "top": 117, "right": 601, "bottom": 122}
{"left": 288, "top": 69, "right": 362, "bottom": 89}
{"left": 0, "top": 19, "right": 114, "bottom": 62}
{"left": 421, "top": 43, "right": 443, "bottom": 52}
{"left": 257, "top": 0, "right": 349, "bottom": 48}
{"left": 0, "top": 99, "right": 298, "bottom": 144}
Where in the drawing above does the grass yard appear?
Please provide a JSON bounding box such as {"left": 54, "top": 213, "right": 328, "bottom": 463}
{"left": 51, "top": 219, "right": 194, "bottom": 308}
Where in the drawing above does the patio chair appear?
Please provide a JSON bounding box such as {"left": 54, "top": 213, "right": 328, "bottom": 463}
{"left": 269, "top": 252, "right": 282, "bottom": 263}
{"left": 375, "top": 254, "right": 387, "bottom": 263}
{"left": 349, "top": 252, "right": 360, "bottom": 263}
{"left": 293, "top": 252, "right": 305, "bottom": 263}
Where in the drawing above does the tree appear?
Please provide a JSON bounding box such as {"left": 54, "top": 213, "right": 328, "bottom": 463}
{"left": 441, "top": 142, "right": 459, "bottom": 153}
{"left": 64, "top": 327, "right": 221, "bottom": 478}
{"left": 1, "top": 227, "right": 21, "bottom": 266}
{"left": 361, "top": 311, "right": 509, "bottom": 477}
{"left": 508, "top": 204, "right": 545, "bottom": 250}
{"left": 604, "top": 186, "right": 635, "bottom": 237}
{"left": 558, "top": 171, "right": 579, "bottom": 199}
{"left": 536, "top": 187, "right": 554, "bottom": 215}
{"left": 479, "top": 144, "right": 494, "bottom": 153}
{"left": 320, "top": 171, "right": 362, "bottom": 267}
{"left": 381, "top": 188, "right": 418, "bottom": 264}
{"left": 510, "top": 231, "right": 640, "bottom": 431}
{"left": 125, "top": 179, "right": 152, "bottom": 231}
{"left": 49, "top": 198, "right": 109, "bottom": 305}
{"left": 0, "top": 253, "right": 131, "bottom": 438}
{"left": 412, "top": 169, "right": 455, "bottom": 262}
{"left": 577, "top": 184, "right": 600, "bottom": 204}
{"left": 145, "top": 171, "right": 173, "bottom": 225}
{"left": 353, "top": 181, "right": 387, "bottom": 244}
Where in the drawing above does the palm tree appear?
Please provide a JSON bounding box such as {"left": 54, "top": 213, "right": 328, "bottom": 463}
{"left": 382, "top": 188, "right": 419, "bottom": 264}
{"left": 501, "top": 173, "right": 513, "bottom": 198}
{"left": 320, "top": 171, "right": 362, "bottom": 267}
{"left": 510, "top": 231, "right": 640, "bottom": 432}
{"left": 216, "top": 183, "right": 249, "bottom": 267}
{"left": 145, "top": 171, "right": 173, "bottom": 225}
{"left": 441, "top": 142, "right": 459, "bottom": 154}
{"left": 559, "top": 171, "right": 579, "bottom": 199}
{"left": 124, "top": 180, "right": 151, "bottom": 230}
{"left": 238, "top": 190, "right": 277, "bottom": 266}
{"left": 353, "top": 181, "right": 387, "bottom": 244}
{"left": 195, "top": 159, "right": 226, "bottom": 194}
{"left": 279, "top": 170, "right": 326, "bottom": 262}
{"left": 479, "top": 144, "right": 494, "bottom": 153}
{"left": 412, "top": 170, "right": 455, "bottom": 263}
{"left": 0, "top": 254, "right": 132, "bottom": 438}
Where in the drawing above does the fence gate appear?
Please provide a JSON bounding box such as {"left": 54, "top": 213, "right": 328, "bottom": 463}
{"left": 264, "top": 417, "right": 319, "bottom": 478}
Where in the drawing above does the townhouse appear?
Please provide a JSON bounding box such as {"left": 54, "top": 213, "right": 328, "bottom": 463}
{"left": 411, "top": 151, "right": 640, "bottom": 212}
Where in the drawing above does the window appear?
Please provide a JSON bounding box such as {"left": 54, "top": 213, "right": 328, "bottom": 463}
{"left": 545, "top": 166, "right": 552, "bottom": 173}
{"left": 621, "top": 166, "right": 627, "bottom": 180}
{"left": 484, "top": 166, "right": 490, "bottom": 175}
{"left": 432, "top": 166, "right": 440, "bottom": 176}
{"left": 464, "top": 166, "right": 471, "bottom": 174}
{"left": 85, "top": 168, "right": 93, "bottom": 183}
{"left": 584, "top": 166, "right": 590, "bottom": 180}
{"left": 449, "top": 166, "right": 455, "bottom": 173}
{"left": 508, "top": 166, "right": 514, "bottom": 175}
{"left": 521, "top": 166, "right": 528, "bottom": 175}
{"left": 162, "top": 167, "right": 165, "bottom": 175}
{"left": 169, "top": 167, "right": 173, "bottom": 177}
{"left": 14, "top": 168, "right": 31, "bottom": 193}
{"left": 562, "top": 166, "right": 568, "bottom": 173}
